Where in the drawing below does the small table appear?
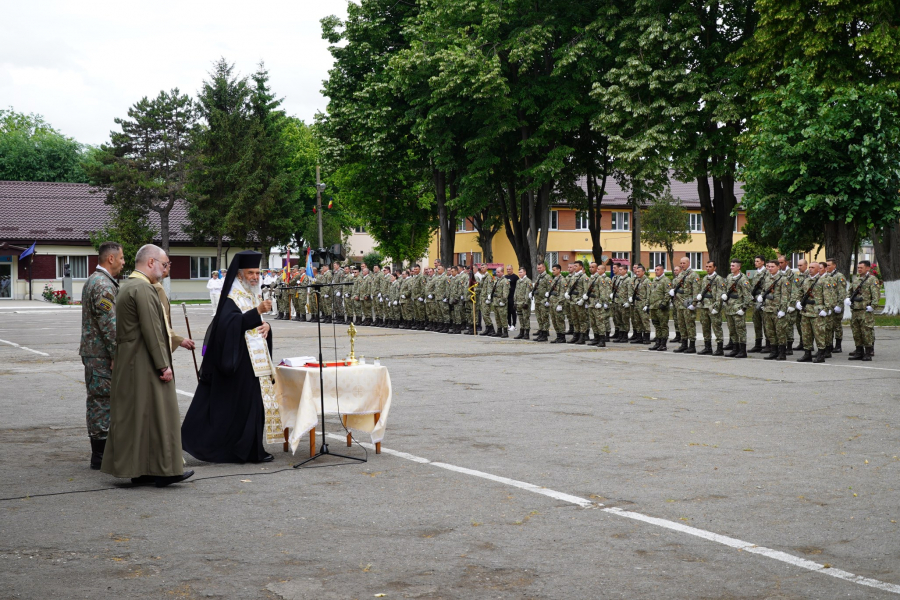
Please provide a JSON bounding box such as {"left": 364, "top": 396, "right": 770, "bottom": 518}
{"left": 275, "top": 364, "right": 392, "bottom": 457}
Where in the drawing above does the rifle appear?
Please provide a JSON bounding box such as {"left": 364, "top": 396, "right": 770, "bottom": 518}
{"left": 611, "top": 276, "right": 621, "bottom": 301}
{"left": 848, "top": 273, "right": 870, "bottom": 303}
{"left": 799, "top": 277, "right": 819, "bottom": 309}
{"left": 756, "top": 274, "right": 782, "bottom": 310}
{"left": 631, "top": 276, "right": 644, "bottom": 303}
{"left": 723, "top": 274, "right": 743, "bottom": 302}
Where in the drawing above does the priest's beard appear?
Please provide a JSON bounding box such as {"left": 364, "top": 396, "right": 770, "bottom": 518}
{"left": 235, "top": 277, "right": 262, "bottom": 299}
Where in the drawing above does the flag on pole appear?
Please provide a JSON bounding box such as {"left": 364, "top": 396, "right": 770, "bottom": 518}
{"left": 19, "top": 242, "right": 36, "bottom": 259}
{"left": 283, "top": 247, "right": 290, "bottom": 281}
{"left": 306, "top": 248, "right": 315, "bottom": 278}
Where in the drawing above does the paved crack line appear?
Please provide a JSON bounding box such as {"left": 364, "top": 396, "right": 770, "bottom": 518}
{"left": 0, "top": 338, "right": 50, "bottom": 356}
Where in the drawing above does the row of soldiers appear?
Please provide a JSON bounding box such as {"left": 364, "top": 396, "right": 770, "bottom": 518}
{"left": 261, "top": 254, "right": 880, "bottom": 362}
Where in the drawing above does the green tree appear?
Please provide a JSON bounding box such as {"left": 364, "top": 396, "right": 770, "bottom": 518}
{"left": 88, "top": 206, "right": 157, "bottom": 272}
{"left": 729, "top": 237, "right": 777, "bottom": 272}
{"left": 186, "top": 58, "right": 250, "bottom": 267}
{"left": 361, "top": 250, "right": 384, "bottom": 269}
{"left": 0, "top": 108, "right": 94, "bottom": 183}
{"left": 641, "top": 191, "right": 692, "bottom": 271}
{"left": 740, "top": 65, "right": 900, "bottom": 281}
{"left": 87, "top": 90, "right": 198, "bottom": 254}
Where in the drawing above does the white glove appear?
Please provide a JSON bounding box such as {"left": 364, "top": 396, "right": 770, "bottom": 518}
{"left": 564, "top": 292, "right": 570, "bottom": 300}
{"left": 818, "top": 309, "right": 827, "bottom": 317}
{"left": 379, "top": 298, "right": 384, "bottom": 302}
{"left": 324, "top": 294, "right": 329, "bottom": 298}
{"left": 711, "top": 309, "right": 718, "bottom": 315}
{"left": 595, "top": 303, "right": 602, "bottom": 309}
{"left": 688, "top": 304, "right": 695, "bottom": 311}
{"left": 737, "top": 309, "right": 744, "bottom": 316}
{"left": 335, "top": 291, "right": 341, "bottom": 297}
{"left": 696, "top": 293, "right": 703, "bottom": 301}
{"left": 834, "top": 306, "right": 841, "bottom": 313}
{"left": 556, "top": 305, "right": 563, "bottom": 312}
{"left": 610, "top": 293, "right": 615, "bottom": 299}
{"left": 487, "top": 296, "right": 492, "bottom": 302}
{"left": 721, "top": 294, "right": 728, "bottom": 301}
{"left": 576, "top": 300, "right": 584, "bottom": 306}
{"left": 428, "top": 294, "right": 433, "bottom": 299}
{"left": 866, "top": 305, "right": 874, "bottom": 312}
{"left": 400, "top": 294, "right": 405, "bottom": 299}
{"left": 795, "top": 301, "right": 802, "bottom": 311}
{"left": 442, "top": 298, "right": 447, "bottom": 303}
{"left": 544, "top": 301, "right": 550, "bottom": 307}
{"left": 777, "top": 310, "right": 785, "bottom": 318}
{"left": 787, "top": 306, "right": 795, "bottom": 313}
{"left": 498, "top": 302, "right": 505, "bottom": 307}
{"left": 844, "top": 298, "right": 852, "bottom": 306}
{"left": 623, "top": 302, "right": 629, "bottom": 308}
{"left": 603, "top": 303, "right": 608, "bottom": 309}
{"left": 460, "top": 295, "right": 465, "bottom": 300}
{"left": 528, "top": 292, "right": 533, "bottom": 299}
{"left": 757, "top": 295, "right": 763, "bottom": 303}
{"left": 545, "top": 292, "right": 550, "bottom": 298}
{"left": 418, "top": 297, "right": 423, "bottom": 302}
{"left": 827, "top": 310, "right": 833, "bottom": 315}
{"left": 668, "top": 289, "right": 675, "bottom": 297}
{"left": 582, "top": 294, "right": 588, "bottom": 300}
{"left": 642, "top": 306, "right": 648, "bottom": 313}
{"left": 393, "top": 300, "right": 398, "bottom": 306}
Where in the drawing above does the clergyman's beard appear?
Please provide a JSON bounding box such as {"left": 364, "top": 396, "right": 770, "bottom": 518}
{"left": 238, "top": 277, "right": 262, "bottom": 297}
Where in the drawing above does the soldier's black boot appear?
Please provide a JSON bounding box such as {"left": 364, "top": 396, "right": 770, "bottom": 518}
{"left": 300, "top": 314, "right": 308, "bottom": 322}
{"left": 514, "top": 328, "right": 525, "bottom": 340}
{"left": 736, "top": 343, "right": 748, "bottom": 358}
{"left": 672, "top": 339, "right": 688, "bottom": 353}
{"left": 723, "top": 340, "right": 735, "bottom": 352}
{"left": 833, "top": 338, "right": 843, "bottom": 353}
{"left": 698, "top": 340, "right": 712, "bottom": 355}
{"left": 671, "top": 332, "right": 682, "bottom": 344}
{"left": 763, "top": 344, "right": 778, "bottom": 360}
{"left": 797, "top": 349, "right": 813, "bottom": 362}
{"left": 551, "top": 333, "right": 566, "bottom": 344}
{"left": 522, "top": 329, "right": 530, "bottom": 341}
{"left": 479, "top": 325, "right": 494, "bottom": 337}
{"left": 824, "top": 344, "right": 833, "bottom": 359}
{"left": 785, "top": 343, "right": 793, "bottom": 356}
{"left": 812, "top": 349, "right": 825, "bottom": 364}
{"left": 655, "top": 339, "right": 666, "bottom": 351}
{"left": 713, "top": 341, "right": 724, "bottom": 356}
{"left": 761, "top": 339, "right": 772, "bottom": 353}
{"left": 847, "top": 346, "right": 864, "bottom": 360}
{"left": 793, "top": 336, "right": 805, "bottom": 351}
{"left": 537, "top": 330, "right": 549, "bottom": 342}
{"left": 726, "top": 341, "right": 740, "bottom": 357}
{"left": 588, "top": 334, "right": 600, "bottom": 346}
{"left": 684, "top": 340, "right": 697, "bottom": 354}
{"left": 566, "top": 325, "right": 575, "bottom": 335}
{"left": 776, "top": 344, "right": 787, "bottom": 361}
{"left": 642, "top": 332, "right": 651, "bottom": 344}
{"left": 616, "top": 331, "right": 629, "bottom": 343}
{"left": 293, "top": 314, "right": 303, "bottom": 321}
{"left": 863, "top": 346, "right": 873, "bottom": 361}
{"left": 747, "top": 338, "right": 763, "bottom": 353}
{"left": 500, "top": 327, "right": 509, "bottom": 338}
{"left": 629, "top": 331, "right": 644, "bottom": 344}
{"left": 648, "top": 337, "right": 660, "bottom": 351}
{"left": 611, "top": 329, "right": 619, "bottom": 341}
{"left": 275, "top": 312, "right": 284, "bottom": 320}
{"left": 576, "top": 332, "right": 587, "bottom": 345}
{"left": 90, "top": 438, "right": 105, "bottom": 470}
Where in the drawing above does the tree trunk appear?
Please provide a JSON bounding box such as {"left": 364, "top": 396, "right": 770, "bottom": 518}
{"left": 631, "top": 202, "right": 642, "bottom": 267}
{"left": 697, "top": 173, "right": 738, "bottom": 273}
{"left": 824, "top": 220, "right": 855, "bottom": 284}
{"left": 873, "top": 221, "right": 900, "bottom": 315}
{"left": 433, "top": 169, "right": 456, "bottom": 266}
{"left": 586, "top": 171, "right": 608, "bottom": 264}
{"left": 159, "top": 209, "right": 171, "bottom": 255}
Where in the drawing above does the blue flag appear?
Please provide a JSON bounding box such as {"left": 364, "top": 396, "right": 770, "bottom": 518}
{"left": 305, "top": 249, "right": 314, "bottom": 278}
{"left": 19, "top": 242, "right": 35, "bottom": 259}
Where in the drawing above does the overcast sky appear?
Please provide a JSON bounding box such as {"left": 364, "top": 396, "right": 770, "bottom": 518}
{"left": 1, "top": 0, "right": 350, "bottom": 146}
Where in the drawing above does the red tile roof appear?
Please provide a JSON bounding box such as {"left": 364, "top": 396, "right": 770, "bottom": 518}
{"left": 0, "top": 180, "right": 194, "bottom": 245}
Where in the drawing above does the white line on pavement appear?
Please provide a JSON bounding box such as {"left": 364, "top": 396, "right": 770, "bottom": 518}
{"left": 0, "top": 338, "right": 50, "bottom": 356}
{"left": 176, "top": 389, "right": 194, "bottom": 397}
{"left": 320, "top": 433, "right": 900, "bottom": 596}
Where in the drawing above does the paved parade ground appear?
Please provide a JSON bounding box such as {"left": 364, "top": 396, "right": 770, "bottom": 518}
{"left": 1, "top": 304, "right": 899, "bottom": 599}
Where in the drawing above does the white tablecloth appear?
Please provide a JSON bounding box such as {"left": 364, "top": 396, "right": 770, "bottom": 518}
{"left": 275, "top": 364, "right": 392, "bottom": 454}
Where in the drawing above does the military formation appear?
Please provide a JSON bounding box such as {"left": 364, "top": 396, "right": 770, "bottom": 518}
{"left": 242, "top": 254, "right": 881, "bottom": 363}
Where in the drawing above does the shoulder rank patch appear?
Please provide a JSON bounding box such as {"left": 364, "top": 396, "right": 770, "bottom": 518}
{"left": 98, "top": 298, "right": 113, "bottom": 313}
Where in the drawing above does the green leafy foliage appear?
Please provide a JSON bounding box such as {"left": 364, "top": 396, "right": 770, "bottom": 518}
{"left": 89, "top": 205, "right": 157, "bottom": 272}
{"left": 641, "top": 191, "right": 692, "bottom": 270}
{"left": 0, "top": 108, "right": 95, "bottom": 183}
{"left": 729, "top": 237, "right": 777, "bottom": 271}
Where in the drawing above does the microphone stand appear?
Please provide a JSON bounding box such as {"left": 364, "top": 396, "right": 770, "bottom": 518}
{"left": 293, "top": 281, "right": 365, "bottom": 468}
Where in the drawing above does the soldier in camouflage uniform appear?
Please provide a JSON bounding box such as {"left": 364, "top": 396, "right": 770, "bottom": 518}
{"left": 79, "top": 241, "right": 124, "bottom": 469}
{"left": 398, "top": 269, "right": 413, "bottom": 328}
{"left": 513, "top": 267, "right": 533, "bottom": 340}
{"left": 331, "top": 262, "right": 345, "bottom": 324}
{"left": 696, "top": 260, "right": 726, "bottom": 355}
{"left": 847, "top": 260, "right": 879, "bottom": 361}
{"left": 564, "top": 262, "right": 589, "bottom": 344}
{"left": 757, "top": 260, "right": 790, "bottom": 360}
{"left": 585, "top": 262, "right": 607, "bottom": 347}
{"left": 477, "top": 266, "right": 496, "bottom": 336}
{"left": 794, "top": 262, "right": 827, "bottom": 362}
{"left": 629, "top": 264, "right": 651, "bottom": 345}
{"left": 454, "top": 266, "right": 470, "bottom": 334}
{"left": 547, "top": 264, "right": 568, "bottom": 343}
{"left": 647, "top": 264, "right": 672, "bottom": 351}
{"left": 612, "top": 265, "right": 633, "bottom": 342}
{"left": 669, "top": 265, "right": 683, "bottom": 344}
{"left": 824, "top": 258, "right": 848, "bottom": 353}
{"left": 410, "top": 265, "right": 425, "bottom": 329}
{"left": 776, "top": 256, "right": 795, "bottom": 354}
{"left": 789, "top": 259, "right": 810, "bottom": 350}
{"left": 433, "top": 265, "right": 450, "bottom": 332}
{"left": 671, "top": 257, "right": 702, "bottom": 353}
{"left": 532, "top": 262, "right": 552, "bottom": 341}
{"left": 273, "top": 273, "right": 287, "bottom": 319}
{"left": 747, "top": 256, "right": 768, "bottom": 353}
{"left": 488, "top": 267, "right": 511, "bottom": 338}
{"left": 289, "top": 267, "right": 307, "bottom": 321}
{"left": 722, "top": 259, "right": 752, "bottom": 358}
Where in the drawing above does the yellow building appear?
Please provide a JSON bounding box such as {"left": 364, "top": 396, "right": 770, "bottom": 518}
{"left": 427, "top": 176, "right": 757, "bottom": 271}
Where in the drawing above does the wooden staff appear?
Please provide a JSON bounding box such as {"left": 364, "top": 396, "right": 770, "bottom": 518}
{"left": 181, "top": 303, "right": 200, "bottom": 381}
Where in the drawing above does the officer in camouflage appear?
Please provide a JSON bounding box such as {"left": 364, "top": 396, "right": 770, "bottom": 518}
{"left": 647, "top": 264, "right": 672, "bottom": 351}
{"left": 777, "top": 255, "right": 796, "bottom": 354}
{"left": 758, "top": 259, "right": 790, "bottom": 360}
{"left": 548, "top": 264, "right": 568, "bottom": 343}
{"left": 532, "top": 262, "right": 552, "bottom": 341}
{"left": 629, "top": 264, "right": 651, "bottom": 345}
{"left": 847, "top": 260, "right": 879, "bottom": 361}
{"left": 789, "top": 259, "right": 810, "bottom": 351}
{"left": 564, "top": 262, "right": 588, "bottom": 344}
{"left": 696, "top": 260, "right": 726, "bottom": 355}
{"left": 513, "top": 266, "right": 533, "bottom": 340}
{"left": 824, "top": 258, "right": 848, "bottom": 354}
{"left": 586, "top": 262, "right": 609, "bottom": 347}
{"left": 722, "top": 259, "right": 751, "bottom": 358}
{"left": 747, "top": 256, "right": 768, "bottom": 353}
{"left": 612, "top": 264, "right": 632, "bottom": 342}
{"left": 671, "top": 256, "right": 702, "bottom": 354}
{"left": 79, "top": 241, "right": 125, "bottom": 469}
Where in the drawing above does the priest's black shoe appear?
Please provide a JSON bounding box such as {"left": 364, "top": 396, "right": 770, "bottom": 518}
{"left": 155, "top": 470, "right": 195, "bottom": 488}
{"left": 130, "top": 475, "right": 156, "bottom": 487}
{"left": 255, "top": 453, "right": 275, "bottom": 463}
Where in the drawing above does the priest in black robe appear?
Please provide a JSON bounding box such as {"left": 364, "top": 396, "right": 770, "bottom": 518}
{"left": 182, "top": 251, "right": 276, "bottom": 463}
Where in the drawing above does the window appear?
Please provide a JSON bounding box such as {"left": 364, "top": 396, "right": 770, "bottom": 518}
{"left": 459, "top": 253, "right": 468, "bottom": 266}
{"left": 688, "top": 213, "right": 703, "bottom": 232}
{"left": 575, "top": 211, "right": 589, "bottom": 230}
{"left": 354, "top": 226, "right": 366, "bottom": 233}
{"left": 733, "top": 214, "right": 740, "bottom": 233}
{"left": 611, "top": 211, "right": 630, "bottom": 231}
{"left": 649, "top": 252, "right": 666, "bottom": 270}
{"left": 472, "top": 252, "right": 482, "bottom": 265}
{"left": 190, "top": 256, "right": 217, "bottom": 279}
{"left": 549, "top": 210, "right": 559, "bottom": 231}
{"left": 612, "top": 252, "right": 630, "bottom": 263}
{"left": 791, "top": 253, "right": 804, "bottom": 268}
{"left": 686, "top": 252, "right": 703, "bottom": 271}
{"left": 545, "top": 251, "right": 559, "bottom": 267}
{"left": 56, "top": 256, "right": 88, "bottom": 279}
{"left": 457, "top": 218, "right": 467, "bottom": 232}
